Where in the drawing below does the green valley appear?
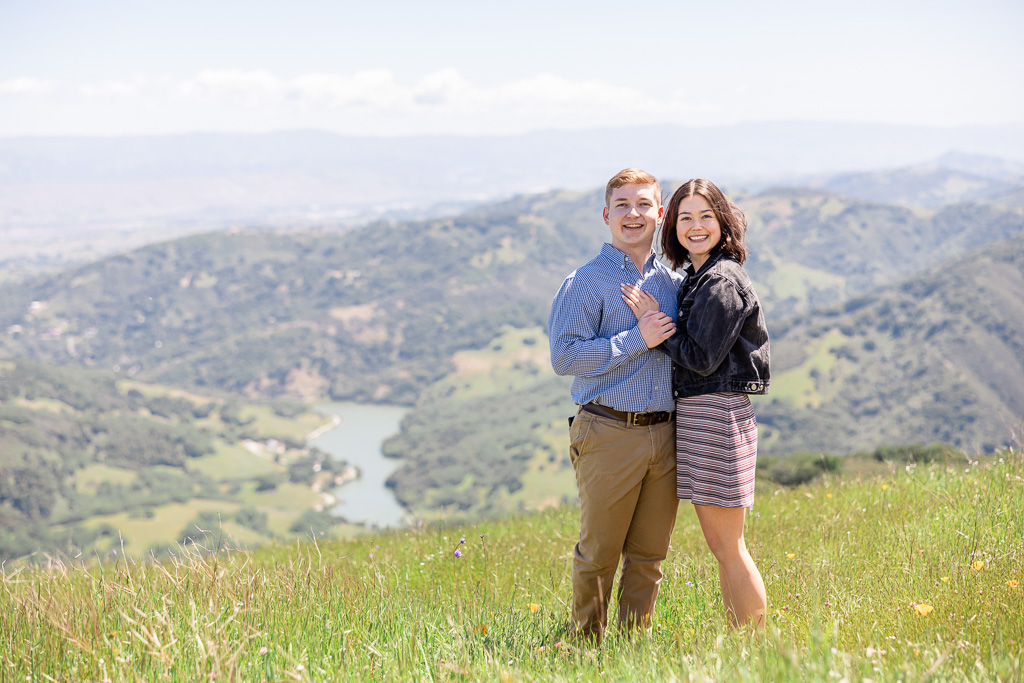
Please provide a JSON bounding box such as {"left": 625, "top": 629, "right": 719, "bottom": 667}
{"left": 0, "top": 360, "right": 354, "bottom": 561}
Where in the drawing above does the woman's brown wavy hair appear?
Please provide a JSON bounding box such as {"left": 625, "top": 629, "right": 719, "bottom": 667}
{"left": 660, "top": 178, "right": 748, "bottom": 270}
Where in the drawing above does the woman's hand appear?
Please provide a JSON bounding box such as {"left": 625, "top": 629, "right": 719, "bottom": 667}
{"left": 620, "top": 283, "right": 660, "bottom": 320}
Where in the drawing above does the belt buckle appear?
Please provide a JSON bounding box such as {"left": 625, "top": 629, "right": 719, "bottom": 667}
{"left": 629, "top": 412, "right": 644, "bottom": 426}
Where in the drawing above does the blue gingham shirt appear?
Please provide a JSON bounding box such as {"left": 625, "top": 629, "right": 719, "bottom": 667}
{"left": 549, "top": 243, "right": 682, "bottom": 412}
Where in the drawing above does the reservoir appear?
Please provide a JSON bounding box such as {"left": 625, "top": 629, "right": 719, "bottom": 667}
{"left": 310, "top": 402, "right": 409, "bottom": 528}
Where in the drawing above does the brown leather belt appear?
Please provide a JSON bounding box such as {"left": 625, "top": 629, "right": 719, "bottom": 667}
{"left": 582, "top": 403, "right": 674, "bottom": 427}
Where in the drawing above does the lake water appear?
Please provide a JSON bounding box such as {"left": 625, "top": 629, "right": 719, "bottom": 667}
{"left": 309, "top": 402, "right": 409, "bottom": 528}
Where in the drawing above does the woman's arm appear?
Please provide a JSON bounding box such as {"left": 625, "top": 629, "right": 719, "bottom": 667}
{"left": 659, "top": 277, "right": 749, "bottom": 375}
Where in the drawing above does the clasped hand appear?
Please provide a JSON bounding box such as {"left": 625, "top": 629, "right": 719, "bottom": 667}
{"left": 621, "top": 283, "right": 675, "bottom": 348}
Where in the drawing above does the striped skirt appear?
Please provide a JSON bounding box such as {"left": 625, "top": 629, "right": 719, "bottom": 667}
{"left": 675, "top": 392, "right": 758, "bottom": 508}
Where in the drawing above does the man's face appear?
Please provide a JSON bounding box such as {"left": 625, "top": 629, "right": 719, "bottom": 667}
{"left": 603, "top": 183, "right": 663, "bottom": 255}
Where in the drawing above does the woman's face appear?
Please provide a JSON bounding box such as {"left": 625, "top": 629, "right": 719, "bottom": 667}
{"left": 675, "top": 194, "right": 721, "bottom": 268}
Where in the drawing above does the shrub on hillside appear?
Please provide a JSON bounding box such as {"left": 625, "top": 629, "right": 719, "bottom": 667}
{"left": 758, "top": 451, "right": 840, "bottom": 486}
{"left": 872, "top": 443, "right": 961, "bottom": 463}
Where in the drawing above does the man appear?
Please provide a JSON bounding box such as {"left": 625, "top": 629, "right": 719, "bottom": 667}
{"left": 548, "top": 168, "right": 681, "bottom": 641}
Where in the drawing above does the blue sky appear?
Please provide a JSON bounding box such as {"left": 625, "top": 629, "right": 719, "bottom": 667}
{"left": 1, "top": 0, "right": 1022, "bottom": 137}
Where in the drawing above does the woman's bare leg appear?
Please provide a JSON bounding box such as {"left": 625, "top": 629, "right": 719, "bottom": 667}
{"left": 693, "top": 504, "right": 766, "bottom": 628}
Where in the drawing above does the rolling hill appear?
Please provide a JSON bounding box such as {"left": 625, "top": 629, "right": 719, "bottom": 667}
{"left": 1, "top": 183, "right": 1022, "bottom": 525}
{"left": 2, "top": 185, "right": 1021, "bottom": 397}
{"left": 815, "top": 165, "right": 1011, "bottom": 209}
{"left": 0, "top": 189, "right": 607, "bottom": 405}
{"left": 758, "top": 232, "right": 1024, "bottom": 454}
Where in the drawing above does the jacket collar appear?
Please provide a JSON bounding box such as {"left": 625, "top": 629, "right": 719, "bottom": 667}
{"left": 687, "top": 251, "right": 726, "bottom": 278}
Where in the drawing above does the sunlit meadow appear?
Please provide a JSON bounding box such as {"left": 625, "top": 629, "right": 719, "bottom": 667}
{"left": 2, "top": 449, "right": 1022, "bottom": 681}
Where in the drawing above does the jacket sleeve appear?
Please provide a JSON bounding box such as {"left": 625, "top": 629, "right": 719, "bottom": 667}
{"left": 548, "top": 274, "right": 649, "bottom": 378}
{"left": 658, "top": 275, "right": 748, "bottom": 376}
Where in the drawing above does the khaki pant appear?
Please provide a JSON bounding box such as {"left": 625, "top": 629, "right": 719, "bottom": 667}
{"left": 568, "top": 408, "right": 678, "bottom": 640}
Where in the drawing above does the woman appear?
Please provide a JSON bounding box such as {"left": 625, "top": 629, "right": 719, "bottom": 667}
{"left": 621, "top": 178, "right": 770, "bottom": 628}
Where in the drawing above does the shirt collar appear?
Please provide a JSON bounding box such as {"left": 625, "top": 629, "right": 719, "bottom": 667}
{"left": 600, "top": 243, "right": 656, "bottom": 271}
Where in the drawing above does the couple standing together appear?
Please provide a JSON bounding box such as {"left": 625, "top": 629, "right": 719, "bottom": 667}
{"left": 548, "top": 168, "right": 770, "bottom": 641}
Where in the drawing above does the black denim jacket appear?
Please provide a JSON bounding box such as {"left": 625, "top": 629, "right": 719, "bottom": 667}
{"left": 658, "top": 252, "right": 770, "bottom": 399}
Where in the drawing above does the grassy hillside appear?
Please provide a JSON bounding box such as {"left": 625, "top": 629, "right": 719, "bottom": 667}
{"left": 0, "top": 360, "right": 354, "bottom": 562}
{"left": 758, "top": 233, "right": 1024, "bottom": 455}
{"left": 2, "top": 449, "right": 1020, "bottom": 681}
{"left": 741, "top": 189, "right": 1024, "bottom": 319}
{"left": 381, "top": 326, "right": 576, "bottom": 519}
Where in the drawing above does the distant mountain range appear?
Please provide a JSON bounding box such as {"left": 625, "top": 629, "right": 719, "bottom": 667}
{"left": 1, "top": 123, "right": 1021, "bottom": 238}
{"left": 803, "top": 152, "right": 1024, "bottom": 209}
{"left": 3, "top": 124, "right": 1022, "bottom": 280}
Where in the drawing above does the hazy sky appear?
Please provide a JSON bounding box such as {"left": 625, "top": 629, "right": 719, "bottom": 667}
{"left": 2, "top": 0, "right": 1022, "bottom": 138}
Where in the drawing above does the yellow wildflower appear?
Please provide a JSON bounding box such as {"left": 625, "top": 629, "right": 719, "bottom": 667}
{"left": 940, "top": 576, "right": 950, "bottom": 583}
{"left": 786, "top": 553, "right": 796, "bottom": 559}
{"left": 528, "top": 603, "right": 541, "bottom": 614}
{"left": 881, "top": 484, "right": 889, "bottom": 491}
{"left": 826, "top": 493, "right": 833, "bottom": 499}
{"left": 973, "top": 560, "right": 985, "bottom": 571}
{"left": 1008, "top": 580, "right": 1019, "bottom": 589}
{"left": 914, "top": 604, "right": 933, "bottom": 616}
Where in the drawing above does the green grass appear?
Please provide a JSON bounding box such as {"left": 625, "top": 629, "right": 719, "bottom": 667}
{"left": 3, "top": 450, "right": 1021, "bottom": 681}
{"left": 73, "top": 463, "right": 139, "bottom": 495}
{"left": 428, "top": 325, "right": 552, "bottom": 400}
{"left": 760, "top": 260, "right": 846, "bottom": 304}
{"left": 116, "top": 378, "right": 217, "bottom": 407}
{"left": 14, "top": 396, "right": 78, "bottom": 414}
{"left": 510, "top": 419, "right": 577, "bottom": 511}
{"left": 770, "top": 329, "right": 849, "bottom": 407}
{"left": 78, "top": 500, "right": 245, "bottom": 552}
{"left": 235, "top": 481, "right": 326, "bottom": 514}
{"left": 189, "top": 443, "right": 281, "bottom": 480}
{"left": 237, "top": 404, "right": 327, "bottom": 442}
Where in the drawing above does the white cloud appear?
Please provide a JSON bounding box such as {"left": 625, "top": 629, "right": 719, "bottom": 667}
{"left": 80, "top": 79, "right": 145, "bottom": 97}
{"left": 290, "top": 70, "right": 404, "bottom": 108}
{"left": 168, "top": 68, "right": 699, "bottom": 124}
{"left": 0, "top": 77, "right": 58, "bottom": 96}
{"left": 176, "top": 69, "right": 284, "bottom": 105}
{"left": 412, "top": 68, "right": 469, "bottom": 106}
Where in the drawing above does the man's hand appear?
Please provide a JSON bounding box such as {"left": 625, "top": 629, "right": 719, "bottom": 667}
{"left": 638, "top": 310, "right": 675, "bottom": 348}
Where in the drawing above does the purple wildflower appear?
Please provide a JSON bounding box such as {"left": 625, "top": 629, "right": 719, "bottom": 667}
{"left": 454, "top": 549, "right": 462, "bottom": 559}
{"left": 460, "top": 537, "right": 465, "bottom": 544}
